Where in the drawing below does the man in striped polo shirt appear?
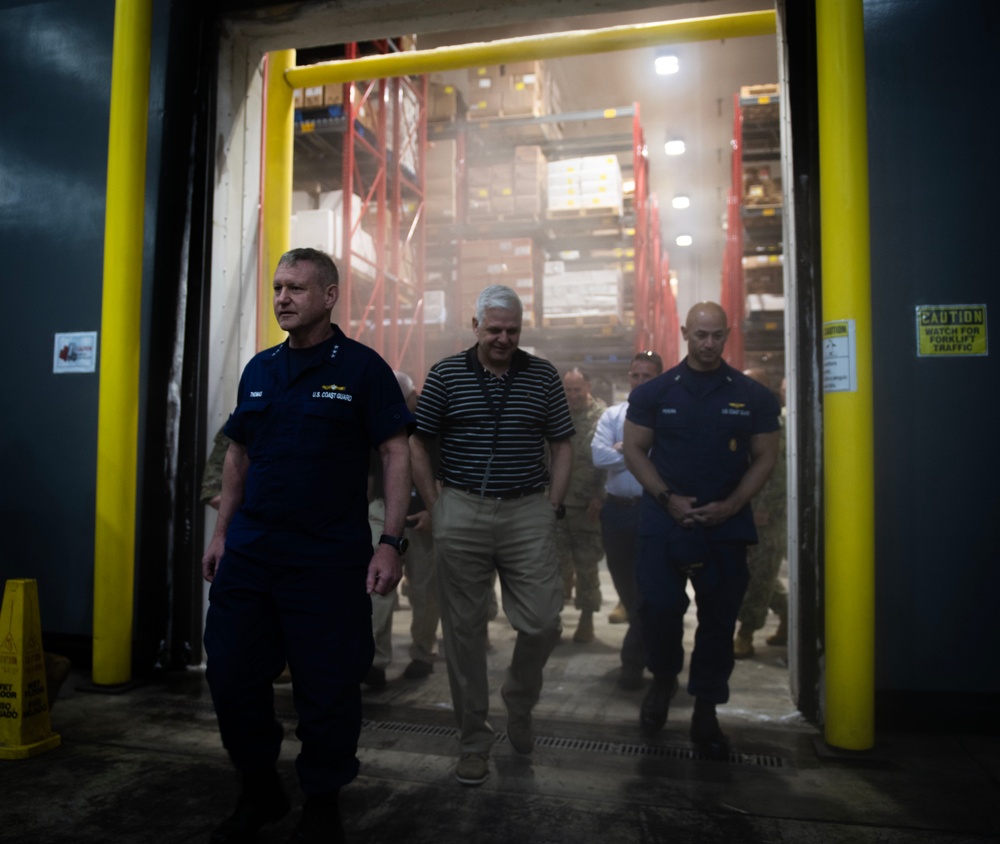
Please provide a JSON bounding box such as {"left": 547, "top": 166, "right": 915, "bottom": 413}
{"left": 411, "top": 284, "right": 575, "bottom": 787}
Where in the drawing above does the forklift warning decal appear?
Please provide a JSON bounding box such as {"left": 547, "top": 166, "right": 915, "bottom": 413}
{"left": 823, "top": 320, "right": 857, "bottom": 393}
{"left": 915, "top": 305, "right": 988, "bottom": 357}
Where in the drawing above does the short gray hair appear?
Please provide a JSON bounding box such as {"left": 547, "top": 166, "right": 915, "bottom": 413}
{"left": 278, "top": 247, "right": 339, "bottom": 287}
{"left": 475, "top": 285, "right": 522, "bottom": 323}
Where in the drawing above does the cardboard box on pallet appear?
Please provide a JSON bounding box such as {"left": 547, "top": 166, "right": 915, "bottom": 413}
{"left": 542, "top": 268, "right": 623, "bottom": 321}
{"left": 490, "top": 196, "right": 515, "bottom": 217}
{"left": 466, "top": 162, "right": 492, "bottom": 188}
{"left": 323, "top": 84, "right": 344, "bottom": 107}
{"left": 490, "top": 162, "right": 514, "bottom": 198}
{"left": 466, "top": 185, "right": 492, "bottom": 220}
{"left": 502, "top": 82, "right": 544, "bottom": 117}
{"left": 468, "top": 65, "right": 503, "bottom": 88}
{"left": 459, "top": 239, "right": 539, "bottom": 325}
{"left": 514, "top": 194, "right": 544, "bottom": 217}
{"left": 428, "top": 82, "right": 459, "bottom": 122}
{"left": 467, "top": 90, "right": 502, "bottom": 119}
{"left": 303, "top": 86, "right": 324, "bottom": 108}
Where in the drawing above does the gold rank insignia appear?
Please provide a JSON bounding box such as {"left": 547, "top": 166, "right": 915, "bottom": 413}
{"left": 729, "top": 438, "right": 737, "bottom": 451}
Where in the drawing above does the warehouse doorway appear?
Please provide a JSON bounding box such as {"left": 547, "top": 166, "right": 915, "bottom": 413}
{"left": 205, "top": 0, "right": 814, "bottom": 724}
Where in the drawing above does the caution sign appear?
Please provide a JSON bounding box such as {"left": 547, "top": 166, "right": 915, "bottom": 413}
{"left": 916, "top": 305, "right": 988, "bottom": 357}
{"left": 823, "top": 319, "right": 857, "bottom": 393}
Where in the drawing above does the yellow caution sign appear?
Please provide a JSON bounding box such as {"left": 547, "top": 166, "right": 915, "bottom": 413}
{"left": 916, "top": 304, "right": 988, "bottom": 357}
{"left": 0, "top": 579, "right": 61, "bottom": 759}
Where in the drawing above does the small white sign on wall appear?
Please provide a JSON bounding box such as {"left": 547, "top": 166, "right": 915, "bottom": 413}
{"left": 822, "top": 319, "right": 857, "bottom": 393}
{"left": 53, "top": 331, "right": 98, "bottom": 374}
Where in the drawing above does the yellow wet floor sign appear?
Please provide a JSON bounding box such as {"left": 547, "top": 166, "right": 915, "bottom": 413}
{"left": 0, "top": 579, "right": 61, "bottom": 759}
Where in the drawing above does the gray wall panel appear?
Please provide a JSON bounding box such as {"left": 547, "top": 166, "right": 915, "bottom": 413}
{"left": 0, "top": 1, "right": 116, "bottom": 635}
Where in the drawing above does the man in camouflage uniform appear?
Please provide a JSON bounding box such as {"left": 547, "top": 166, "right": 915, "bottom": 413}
{"left": 556, "top": 368, "right": 607, "bottom": 643}
{"left": 733, "top": 370, "right": 788, "bottom": 658}
{"left": 200, "top": 426, "right": 232, "bottom": 509}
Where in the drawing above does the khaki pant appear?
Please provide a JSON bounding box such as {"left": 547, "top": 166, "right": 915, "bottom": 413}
{"left": 368, "top": 499, "right": 441, "bottom": 669}
{"left": 404, "top": 525, "right": 440, "bottom": 664}
{"left": 369, "top": 499, "right": 395, "bottom": 670}
{"left": 433, "top": 486, "right": 563, "bottom": 753}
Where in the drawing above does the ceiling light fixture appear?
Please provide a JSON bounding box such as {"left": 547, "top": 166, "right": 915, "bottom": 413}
{"left": 655, "top": 54, "right": 679, "bottom": 75}
{"left": 664, "top": 139, "right": 686, "bottom": 156}
{"left": 676, "top": 235, "right": 693, "bottom": 247}
{"left": 672, "top": 195, "right": 691, "bottom": 209}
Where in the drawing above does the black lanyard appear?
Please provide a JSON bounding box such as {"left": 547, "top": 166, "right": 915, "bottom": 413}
{"left": 473, "top": 362, "right": 516, "bottom": 495}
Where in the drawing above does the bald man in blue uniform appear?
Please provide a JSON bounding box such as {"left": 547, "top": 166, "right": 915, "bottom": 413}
{"left": 623, "top": 301, "right": 780, "bottom": 759}
{"left": 202, "top": 248, "right": 414, "bottom": 844}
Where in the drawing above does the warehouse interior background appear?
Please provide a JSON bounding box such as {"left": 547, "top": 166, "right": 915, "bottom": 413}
{"left": 200, "top": 0, "right": 796, "bottom": 710}
{"left": 275, "top": 0, "right": 783, "bottom": 381}
{"left": 2, "top": 0, "right": 996, "bottom": 749}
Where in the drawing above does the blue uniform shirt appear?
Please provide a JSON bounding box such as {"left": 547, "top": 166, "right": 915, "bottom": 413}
{"left": 626, "top": 359, "right": 781, "bottom": 544}
{"left": 223, "top": 325, "right": 415, "bottom": 566}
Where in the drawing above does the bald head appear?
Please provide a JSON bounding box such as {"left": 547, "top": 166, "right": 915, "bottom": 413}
{"left": 562, "top": 367, "right": 592, "bottom": 411}
{"left": 681, "top": 301, "right": 730, "bottom": 371}
{"left": 685, "top": 301, "right": 728, "bottom": 330}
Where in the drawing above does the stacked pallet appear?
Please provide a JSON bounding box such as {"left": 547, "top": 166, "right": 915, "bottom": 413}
{"left": 546, "top": 155, "right": 624, "bottom": 217}
{"left": 458, "top": 238, "right": 540, "bottom": 326}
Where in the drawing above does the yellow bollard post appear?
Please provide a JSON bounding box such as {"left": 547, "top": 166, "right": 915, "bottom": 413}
{"left": 817, "top": 0, "right": 876, "bottom": 750}
{"left": 0, "top": 580, "right": 61, "bottom": 759}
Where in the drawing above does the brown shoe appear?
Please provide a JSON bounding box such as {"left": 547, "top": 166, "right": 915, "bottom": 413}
{"left": 455, "top": 752, "right": 489, "bottom": 786}
{"left": 572, "top": 610, "right": 595, "bottom": 643}
{"left": 733, "top": 625, "right": 755, "bottom": 659}
{"left": 608, "top": 602, "right": 628, "bottom": 624}
{"left": 766, "top": 616, "right": 788, "bottom": 646}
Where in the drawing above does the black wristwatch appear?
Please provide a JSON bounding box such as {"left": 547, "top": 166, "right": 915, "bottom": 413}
{"left": 657, "top": 489, "right": 673, "bottom": 510}
{"left": 379, "top": 533, "right": 409, "bottom": 555}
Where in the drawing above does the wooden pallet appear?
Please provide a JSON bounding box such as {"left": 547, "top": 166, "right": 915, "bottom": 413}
{"left": 466, "top": 213, "right": 543, "bottom": 225}
{"left": 545, "top": 206, "right": 621, "bottom": 221}
{"left": 741, "top": 83, "right": 779, "bottom": 99}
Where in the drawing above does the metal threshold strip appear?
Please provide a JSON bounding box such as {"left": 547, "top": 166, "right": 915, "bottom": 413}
{"left": 141, "top": 698, "right": 785, "bottom": 768}
{"left": 362, "top": 718, "right": 786, "bottom": 768}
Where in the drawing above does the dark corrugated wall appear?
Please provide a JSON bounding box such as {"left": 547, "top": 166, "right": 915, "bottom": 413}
{"left": 865, "top": 0, "right": 1000, "bottom": 721}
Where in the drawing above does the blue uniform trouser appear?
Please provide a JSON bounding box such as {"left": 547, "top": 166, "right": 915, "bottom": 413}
{"left": 205, "top": 548, "right": 374, "bottom": 794}
{"left": 599, "top": 498, "right": 645, "bottom": 669}
{"left": 636, "top": 539, "right": 749, "bottom": 704}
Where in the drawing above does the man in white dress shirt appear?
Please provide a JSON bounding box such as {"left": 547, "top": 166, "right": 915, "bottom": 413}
{"left": 590, "top": 351, "right": 663, "bottom": 690}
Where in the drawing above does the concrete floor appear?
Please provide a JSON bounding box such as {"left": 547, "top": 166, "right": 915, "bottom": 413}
{"left": 3, "top": 569, "right": 999, "bottom": 843}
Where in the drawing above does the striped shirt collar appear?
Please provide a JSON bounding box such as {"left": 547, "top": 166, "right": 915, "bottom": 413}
{"left": 463, "top": 344, "right": 531, "bottom": 377}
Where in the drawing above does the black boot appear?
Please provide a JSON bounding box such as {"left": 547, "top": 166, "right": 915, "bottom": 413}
{"left": 287, "top": 791, "right": 345, "bottom": 844}
{"left": 210, "top": 768, "right": 291, "bottom": 843}
{"left": 690, "top": 698, "right": 730, "bottom": 760}
{"left": 639, "top": 674, "right": 678, "bottom": 735}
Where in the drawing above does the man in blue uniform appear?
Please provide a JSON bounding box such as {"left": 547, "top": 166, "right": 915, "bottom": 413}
{"left": 623, "top": 302, "right": 780, "bottom": 758}
{"left": 202, "top": 248, "right": 414, "bottom": 843}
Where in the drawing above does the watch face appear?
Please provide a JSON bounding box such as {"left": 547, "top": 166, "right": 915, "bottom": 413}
{"left": 381, "top": 534, "right": 408, "bottom": 554}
